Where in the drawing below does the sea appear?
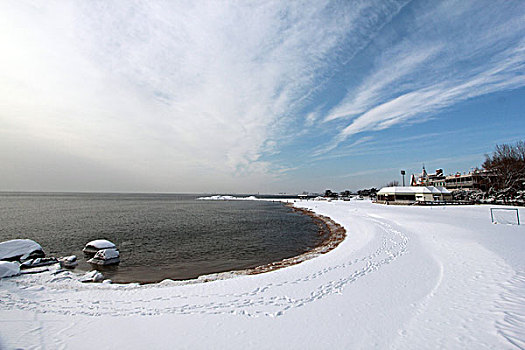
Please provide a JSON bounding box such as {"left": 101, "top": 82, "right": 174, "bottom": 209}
{"left": 0, "top": 192, "right": 325, "bottom": 283}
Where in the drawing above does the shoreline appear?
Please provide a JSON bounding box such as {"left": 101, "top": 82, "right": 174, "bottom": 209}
{"left": 151, "top": 200, "right": 347, "bottom": 285}
{"left": 7, "top": 199, "right": 347, "bottom": 286}
{"left": 3, "top": 201, "right": 523, "bottom": 349}
{"left": 238, "top": 203, "right": 346, "bottom": 276}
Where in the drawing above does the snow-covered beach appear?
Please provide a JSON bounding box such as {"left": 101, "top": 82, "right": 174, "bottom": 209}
{"left": 1, "top": 199, "right": 524, "bottom": 349}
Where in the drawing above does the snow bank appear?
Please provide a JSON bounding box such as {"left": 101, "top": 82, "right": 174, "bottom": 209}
{"left": 0, "top": 239, "right": 44, "bottom": 261}
{"left": 0, "top": 261, "right": 20, "bottom": 278}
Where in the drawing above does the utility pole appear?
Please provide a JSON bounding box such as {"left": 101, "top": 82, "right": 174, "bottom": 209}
{"left": 401, "top": 170, "right": 406, "bottom": 186}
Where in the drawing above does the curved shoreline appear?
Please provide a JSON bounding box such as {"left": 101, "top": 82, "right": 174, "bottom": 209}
{"left": 134, "top": 201, "right": 347, "bottom": 285}
{"left": 239, "top": 203, "right": 346, "bottom": 275}
{"left": 8, "top": 201, "right": 347, "bottom": 286}
{"left": 192, "top": 202, "right": 346, "bottom": 283}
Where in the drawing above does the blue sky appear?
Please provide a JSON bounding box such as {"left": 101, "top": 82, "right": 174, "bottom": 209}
{"left": 0, "top": 0, "right": 524, "bottom": 193}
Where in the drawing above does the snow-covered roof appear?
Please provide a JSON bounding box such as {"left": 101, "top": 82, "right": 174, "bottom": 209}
{"left": 0, "top": 239, "right": 43, "bottom": 261}
{"left": 377, "top": 186, "right": 451, "bottom": 195}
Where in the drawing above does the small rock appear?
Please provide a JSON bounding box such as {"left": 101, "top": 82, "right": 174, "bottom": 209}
{"left": 58, "top": 255, "right": 78, "bottom": 268}
{"left": 80, "top": 270, "right": 104, "bottom": 283}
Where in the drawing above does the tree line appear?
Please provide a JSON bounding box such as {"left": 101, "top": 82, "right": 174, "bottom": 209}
{"left": 481, "top": 140, "right": 525, "bottom": 203}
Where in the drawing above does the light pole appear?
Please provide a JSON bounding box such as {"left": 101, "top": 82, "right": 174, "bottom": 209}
{"left": 401, "top": 170, "right": 406, "bottom": 186}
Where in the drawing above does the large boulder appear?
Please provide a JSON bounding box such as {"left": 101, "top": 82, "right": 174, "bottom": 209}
{"left": 87, "top": 248, "right": 120, "bottom": 265}
{"left": 83, "top": 239, "right": 116, "bottom": 256}
{"left": 0, "top": 239, "right": 45, "bottom": 261}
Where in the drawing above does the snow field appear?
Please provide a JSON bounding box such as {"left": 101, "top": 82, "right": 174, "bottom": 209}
{"left": 0, "top": 200, "right": 523, "bottom": 349}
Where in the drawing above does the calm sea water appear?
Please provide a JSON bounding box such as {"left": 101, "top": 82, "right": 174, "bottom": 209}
{"left": 0, "top": 192, "right": 324, "bottom": 283}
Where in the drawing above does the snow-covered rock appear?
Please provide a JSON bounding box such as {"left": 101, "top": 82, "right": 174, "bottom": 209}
{"left": 20, "top": 257, "right": 58, "bottom": 269}
{"left": 0, "top": 261, "right": 20, "bottom": 278}
{"left": 87, "top": 248, "right": 120, "bottom": 265}
{"left": 79, "top": 270, "right": 104, "bottom": 283}
{"left": 58, "top": 255, "right": 78, "bottom": 268}
{"left": 83, "top": 239, "right": 116, "bottom": 256}
{"left": 0, "top": 239, "right": 45, "bottom": 261}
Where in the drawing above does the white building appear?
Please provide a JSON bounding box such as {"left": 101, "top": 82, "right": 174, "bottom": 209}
{"left": 376, "top": 186, "right": 452, "bottom": 204}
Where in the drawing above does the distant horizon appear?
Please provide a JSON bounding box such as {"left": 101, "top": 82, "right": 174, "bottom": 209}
{"left": 0, "top": 190, "right": 310, "bottom": 195}
{"left": 1, "top": 1, "right": 524, "bottom": 193}
{"left": 0, "top": 141, "right": 518, "bottom": 194}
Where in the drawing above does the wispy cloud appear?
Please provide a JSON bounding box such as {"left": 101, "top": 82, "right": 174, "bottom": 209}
{"left": 321, "top": 1, "right": 525, "bottom": 153}
{"left": 0, "top": 1, "right": 523, "bottom": 192}
{"left": 325, "top": 44, "right": 442, "bottom": 122}
{"left": 0, "top": 0, "right": 410, "bottom": 191}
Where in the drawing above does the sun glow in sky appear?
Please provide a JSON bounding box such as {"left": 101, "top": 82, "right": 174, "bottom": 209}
{"left": 1, "top": 0, "right": 524, "bottom": 193}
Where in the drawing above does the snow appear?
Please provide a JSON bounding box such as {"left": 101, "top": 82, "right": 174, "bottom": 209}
{"left": 197, "top": 195, "right": 237, "bottom": 200}
{"left": 79, "top": 270, "right": 105, "bottom": 283}
{"left": 83, "top": 239, "right": 116, "bottom": 251}
{"left": 0, "top": 200, "right": 524, "bottom": 349}
{"left": 58, "top": 255, "right": 78, "bottom": 268}
{"left": 0, "top": 239, "right": 43, "bottom": 261}
{"left": 20, "top": 257, "right": 58, "bottom": 269}
{"left": 197, "top": 195, "right": 260, "bottom": 200}
{"left": 0, "top": 262, "right": 20, "bottom": 278}
{"left": 91, "top": 249, "right": 119, "bottom": 261}
{"left": 377, "top": 186, "right": 450, "bottom": 194}
{"left": 87, "top": 249, "right": 120, "bottom": 265}
{"left": 491, "top": 208, "right": 521, "bottom": 225}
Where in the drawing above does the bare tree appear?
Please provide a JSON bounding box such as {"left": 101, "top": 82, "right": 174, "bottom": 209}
{"left": 482, "top": 140, "right": 525, "bottom": 203}
{"left": 385, "top": 180, "right": 400, "bottom": 187}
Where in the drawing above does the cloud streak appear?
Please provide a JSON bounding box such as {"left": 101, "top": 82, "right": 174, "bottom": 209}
{"left": 0, "top": 0, "right": 411, "bottom": 191}
{"left": 0, "top": 0, "right": 523, "bottom": 192}
{"left": 321, "top": 1, "right": 525, "bottom": 153}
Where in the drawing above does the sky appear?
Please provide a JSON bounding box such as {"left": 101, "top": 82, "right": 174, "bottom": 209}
{"left": 1, "top": 0, "right": 524, "bottom": 194}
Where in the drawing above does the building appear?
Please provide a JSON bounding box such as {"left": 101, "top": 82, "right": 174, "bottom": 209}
{"left": 410, "top": 166, "right": 492, "bottom": 191}
{"left": 376, "top": 186, "right": 452, "bottom": 204}
{"left": 444, "top": 170, "right": 493, "bottom": 191}
{"left": 410, "top": 166, "right": 446, "bottom": 187}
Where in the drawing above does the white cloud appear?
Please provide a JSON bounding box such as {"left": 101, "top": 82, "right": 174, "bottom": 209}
{"left": 325, "top": 44, "right": 442, "bottom": 122}
{"left": 0, "top": 0, "right": 408, "bottom": 191}
{"left": 340, "top": 42, "right": 525, "bottom": 138}
{"left": 2, "top": 0, "right": 522, "bottom": 192}
{"left": 322, "top": 1, "right": 525, "bottom": 152}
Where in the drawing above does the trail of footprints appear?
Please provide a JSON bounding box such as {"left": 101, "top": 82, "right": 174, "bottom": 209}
{"left": 2, "top": 214, "right": 408, "bottom": 318}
